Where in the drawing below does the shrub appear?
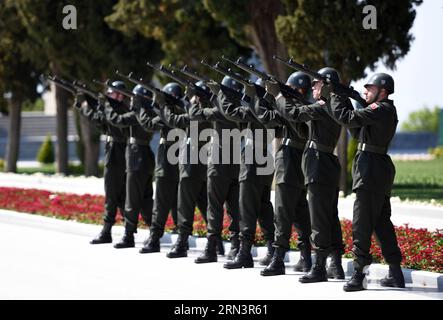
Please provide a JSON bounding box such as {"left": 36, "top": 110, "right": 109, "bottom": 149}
{"left": 429, "top": 146, "right": 443, "bottom": 158}
{"left": 0, "top": 158, "right": 4, "bottom": 171}
{"left": 36, "top": 135, "right": 55, "bottom": 164}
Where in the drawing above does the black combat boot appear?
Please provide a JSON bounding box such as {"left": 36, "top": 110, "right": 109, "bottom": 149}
{"left": 260, "top": 247, "right": 286, "bottom": 276}
{"left": 227, "top": 233, "right": 240, "bottom": 260}
{"left": 380, "top": 264, "right": 405, "bottom": 288}
{"left": 139, "top": 230, "right": 161, "bottom": 253}
{"left": 195, "top": 235, "right": 218, "bottom": 264}
{"left": 299, "top": 254, "right": 328, "bottom": 283}
{"left": 90, "top": 222, "right": 113, "bottom": 244}
{"left": 259, "top": 240, "right": 275, "bottom": 266}
{"left": 327, "top": 250, "right": 345, "bottom": 279}
{"left": 293, "top": 243, "right": 312, "bottom": 272}
{"left": 343, "top": 268, "right": 368, "bottom": 292}
{"left": 216, "top": 238, "right": 225, "bottom": 256}
{"left": 223, "top": 239, "right": 254, "bottom": 269}
{"left": 166, "top": 233, "right": 189, "bottom": 258}
{"left": 114, "top": 228, "right": 135, "bottom": 249}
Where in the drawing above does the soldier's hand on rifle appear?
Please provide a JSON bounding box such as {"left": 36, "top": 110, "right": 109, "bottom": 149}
{"left": 185, "top": 86, "right": 197, "bottom": 99}
{"left": 206, "top": 80, "right": 221, "bottom": 95}
{"left": 264, "top": 79, "right": 280, "bottom": 97}
{"left": 190, "top": 95, "right": 200, "bottom": 105}
{"left": 320, "top": 83, "right": 334, "bottom": 100}
{"left": 74, "top": 93, "right": 86, "bottom": 109}
{"left": 154, "top": 92, "right": 166, "bottom": 107}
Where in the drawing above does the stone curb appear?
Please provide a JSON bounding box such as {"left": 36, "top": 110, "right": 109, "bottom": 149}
{"left": 1, "top": 209, "right": 442, "bottom": 291}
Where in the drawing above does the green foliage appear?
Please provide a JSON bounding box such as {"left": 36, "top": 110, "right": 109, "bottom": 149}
{"left": 275, "top": 0, "right": 423, "bottom": 83}
{"left": 21, "top": 98, "right": 44, "bottom": 112}
{"left": 429, "top": 147, "right": 443, "bottom": 159}
{"left": 36, "top": 135, "right": 55, "bottom": 164}
{"left": 401, "top": 106, "right": 440, "bottom": 133}
{"left": 11, "top": 0, "right": 162, "bottom": 84}
{"left": 0, "top": 158, "right": 4, "bottom": 171}
{"left": 106, "top": 0, "right": 250, "bottom": 80}
{"left": 0, "top": 2, "right": 41, "bottom": 110}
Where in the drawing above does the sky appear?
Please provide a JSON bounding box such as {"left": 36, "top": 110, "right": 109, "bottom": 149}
{"left": 352, "top": 0, "right": 443, "bottom": 125}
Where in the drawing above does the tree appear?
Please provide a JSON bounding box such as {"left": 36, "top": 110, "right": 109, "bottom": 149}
{"left": 275, "top": 0, "right": 422, "bottom": 193}
{"left": 401, "top": 106, "right": 440, "bottom": 133}
{"left": 106, "top": 0, "right": 249, "bottom": 76}
{"left": 12, "top": 0, "right": 162, "bottom": 175}
{"left": 0, "top": 2, "right": 40, "bottom": 173}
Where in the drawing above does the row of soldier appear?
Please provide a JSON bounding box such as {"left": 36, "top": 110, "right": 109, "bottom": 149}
{"left": 71, "top": 61, "right": 405, "bottom": 292}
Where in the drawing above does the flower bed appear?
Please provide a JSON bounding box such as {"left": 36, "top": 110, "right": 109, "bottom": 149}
{"left": 0, "top": 187, "right": 442, "bottom": 273}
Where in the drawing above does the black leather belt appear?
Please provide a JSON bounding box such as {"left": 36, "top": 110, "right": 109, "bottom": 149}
{"left": 358, "top": 142, "right": 387, "bottom": 154}
{"left": 106, "top": 136, "right": 126, "bottom": 144}
{"left": 282, "top": 138, "right": 305, "bottom": 150}
{"left": 128, "top": 137, "right": 150, "bottom": 146}
{"left": 307, "top": 140, "right": 334, "bottom": 154}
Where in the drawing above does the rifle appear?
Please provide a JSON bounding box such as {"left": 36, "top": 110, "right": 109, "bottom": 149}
{"left": 175, "top": 64, "right": 211, "bottom": 84}
{"left": 115, "top": 69, "right": 182, "bottom": 108}
{"left": 201, "top": 59, "right": 270, "bottom": 125}
{"left": 273, "top": 55, "right": 367, "bottom": 106}
{"left": 71, "top": 80, "right": 102, "bottom": 101}
{"left": 47, "top": 75, "right": 77, "bottom": 95}
{"left": 147, "top": 62, "right": 212, "bottom": 102}
{"left": 222, "top": 56, "right": 310, "bottom": 105}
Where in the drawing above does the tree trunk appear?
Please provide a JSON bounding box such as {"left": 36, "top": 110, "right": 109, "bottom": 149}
{"left": 54, "top": 84, "right": 69, "bottom": 174}
{"left": 337, "top": 127, "right": 348, "bottom": 195}
{"left": 79, "top": 112, "right": 100, "bottom": 176}
{"left": 5, "top": 97, "right": 22, "bottom": 173}
{"left": 247, "top": 0, "right": 288, "bottom": 166}
{"left": 248, "top": 0, "right": 288, "bottom": 81}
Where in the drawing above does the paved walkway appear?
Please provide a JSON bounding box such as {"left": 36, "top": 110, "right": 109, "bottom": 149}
{"left": 0, "top": 210, "right": 441, "bottom": 300}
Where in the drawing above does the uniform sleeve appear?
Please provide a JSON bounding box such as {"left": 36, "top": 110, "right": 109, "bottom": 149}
{"left": 137, "top": 108, "right": 163, "bottom": 132}
{"left": 159, "top": 104, "right": 190, "bottom": 129}
{"left": 277, "top": 95, "right": 325, "bottom": 123}
{"left": 105, "top": 107, "right": 139, "bottom": 128}
{"left": 329, "top": 93, "right": 383, "bottom": 128}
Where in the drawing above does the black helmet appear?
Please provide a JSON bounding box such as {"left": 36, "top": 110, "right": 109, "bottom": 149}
{"left": 255, "top": 78, "right": 265, "bottom": 88}
{"left": 107, "top": 80, "right": 126, "bottom": 94}
{"left": 365, "top": 73, "right": 394, "bottom": 94}
{"left": 195, "top": 80, "right": 209, "bottom": 92}
{"left": 162, "top": 82, "right": 183, "bottom": 98}
{"left": 132, "top": 84, "right": 151, "bottom": 97}
{"left": 313, "top": 67, "right": 341, "bottom": 85}
{"left": 222, "top": 76, "right": 243, "bottom": 93}
{"left": 286, "top": 72, "right": 311, "bottom": 90}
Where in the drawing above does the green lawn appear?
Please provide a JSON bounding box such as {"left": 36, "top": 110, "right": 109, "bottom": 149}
{"left": 17, "top": 163, "right": 104, "bottom": 177}
{"left": 392, "top": 159, "right": 443, "bottom": 204}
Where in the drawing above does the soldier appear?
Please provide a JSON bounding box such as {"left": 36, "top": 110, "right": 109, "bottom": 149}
{"left": 274, "top": 67, "right": 346, "bottom": 283}
{"left": 74, "top": 81, "right": 128, "bottom": 245}
{"left": 325, "top": 73, "right": 405, "bottom": 291}
{"left": 104, "top": 84, "right": 156, "bottom": 249}
{"left": 136, "top": 84, "right": 181, "bottom": 253}
{"left": 217, "top": 77, "right": 276, "bottom": 270}
{"left": 189, "top": 81, "right": 242, "bottom": 263}
{"left": 258, "top": 72, "right": 312, "bottom": 276}
{"left": 155, "top": 83, "right": 211, "bottom": 259}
